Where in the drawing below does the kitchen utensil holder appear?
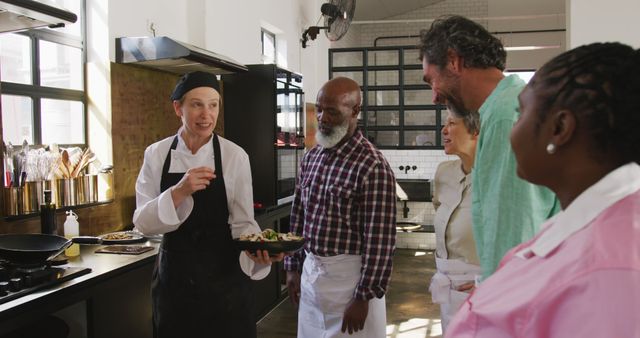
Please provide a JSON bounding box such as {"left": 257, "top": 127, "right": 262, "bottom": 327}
{"left": 76, "top": 175, "right": 98, "bottom": 204}
{"left": 56, "top": 178, "right": 76, "bottom": 207}
{"left": 21, "top": 181, "right": 40, "bottom": 214}
{"left": 3, "top": 180, "right": 56, "bottom": 216}
{"left": 3, "top": 187, "right": 22, "bottom": 216}
{"left": 3, "top": 176, "right": 107, "bottom": 216}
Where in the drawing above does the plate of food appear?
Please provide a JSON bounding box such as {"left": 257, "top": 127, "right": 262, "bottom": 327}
{"left": 235, "top": 229, "right": 305, "bottom": 253}
{"left": 98, "top": 231, "right": 146, "bottom": 244}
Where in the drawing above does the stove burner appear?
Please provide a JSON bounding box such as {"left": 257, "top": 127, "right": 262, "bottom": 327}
{"left": 0, "top": 262, "right": 91, "bottom": 305}
{"left": 15, "top": 265, "right": 47, "bottom": 274}
{"left": 0, "top": 255, "right": 68, "bottom": 271}
{"left": 49, "top": 256, "right": 69, "bottom": 266}
{"left": 2, "top": 259, "right": 49, "bottom": 271}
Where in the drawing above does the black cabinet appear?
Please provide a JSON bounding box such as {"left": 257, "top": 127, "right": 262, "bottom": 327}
{"left": 90, "top": 262, "right": 154, "bottom": 338}
{"left": 223, "top": 64, "right": 304, "bottom": 209}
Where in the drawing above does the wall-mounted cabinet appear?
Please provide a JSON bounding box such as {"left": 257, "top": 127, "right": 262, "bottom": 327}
{"left": 329, "top": 46, "right": 447, "bottom": 149}
{"left": 222, "top": 65, "right": 304, "bottom": 210}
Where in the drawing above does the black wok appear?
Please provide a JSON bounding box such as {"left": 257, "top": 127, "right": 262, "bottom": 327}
{"left": 0, "top": 233, "right": 143, "bottom": 266}
{"left": 0, "top": 234, "right": 72, "bottom": 266}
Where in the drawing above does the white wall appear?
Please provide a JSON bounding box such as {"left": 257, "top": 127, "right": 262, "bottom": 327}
{"left": 103, "top": 0, "right": 328, "bottom": 102}
{"left": 334, "top": 0, "right": 565, "bottom": 71}
{"left": 568, "top": 0, "right": 640, "bottom": 48}
{"left": 206, "top": 0, "right": 329, "bottom": 99}
{"left": 336, "top": 0, "right": 489, "bottom": 48}
{"left": 488, "top": 0, "right": 565, "bottom": 70}
{"left": 86, "top": 0, "right": 113, "bottom": 166}
{"left": 107, "top": 0, "right": 195, "bottom": 50}
{"left": 488, "top": 0, "right": 564, "bottom": 31}
{"left": 85, "top": 0, "right": 332, "bottom": 165}
{"left": 299, "top": 0, "right": 330, "bottom": 99}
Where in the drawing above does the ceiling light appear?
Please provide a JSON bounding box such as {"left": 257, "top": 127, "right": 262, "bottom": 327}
{"left": 505, "top": 45, "right": 561, "bottom": 51}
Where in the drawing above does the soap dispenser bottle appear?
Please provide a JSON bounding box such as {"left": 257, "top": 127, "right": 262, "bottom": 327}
{"left": 64, "top": 210, "right": 80, "bottom": 257}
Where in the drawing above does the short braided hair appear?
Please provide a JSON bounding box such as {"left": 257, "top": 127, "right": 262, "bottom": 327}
{"left": 530, "top": 42, "right": 640, "bottom": 164}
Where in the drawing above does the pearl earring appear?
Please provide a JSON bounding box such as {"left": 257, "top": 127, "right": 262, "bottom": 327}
{"left": 546, "top": 143, "right": 556, "bottom": 154}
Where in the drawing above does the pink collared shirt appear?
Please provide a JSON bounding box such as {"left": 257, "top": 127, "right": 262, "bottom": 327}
{"left": 446, "top": 163, "right": 640, "bottom": 338}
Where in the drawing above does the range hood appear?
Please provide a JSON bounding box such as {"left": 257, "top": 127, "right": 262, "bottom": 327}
{"left": 0, "top": 0, "right": 77, "bottom": 33}
{"left": 115, "top": 36, "right": 248, "bottom": 75}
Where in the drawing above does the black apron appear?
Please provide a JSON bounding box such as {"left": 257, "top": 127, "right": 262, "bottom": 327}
{"left": 152, "top": 134, "right": 256, "bottom": 338}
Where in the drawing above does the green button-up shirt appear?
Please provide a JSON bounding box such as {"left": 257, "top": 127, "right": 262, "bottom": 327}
{"left": 472, "top": 75, "right": 560, "bottom": 279}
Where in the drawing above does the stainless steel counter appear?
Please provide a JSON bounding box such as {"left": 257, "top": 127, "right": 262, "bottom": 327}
{"left": 0, "top": 241, "right": 159, "bottom": 336}
{"left": 0, "top": 241, "right": 158, "bottom": 314}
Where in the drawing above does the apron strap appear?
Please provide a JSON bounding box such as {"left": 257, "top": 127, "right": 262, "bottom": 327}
{"left": 160, "top": 136, "right": 179, "bottom": 192}
{"left": 430, "top": 257, "right": 481, "bottom": 304}
{"left": 212, "top": 134, "right": 229, "bottom": 216}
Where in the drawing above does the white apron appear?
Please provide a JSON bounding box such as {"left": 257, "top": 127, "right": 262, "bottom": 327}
{"left": 429, "top": 257, "right": 482, "bottom": 331}
{"left": 297, "top": 252, "right": 386, "bottom": 338}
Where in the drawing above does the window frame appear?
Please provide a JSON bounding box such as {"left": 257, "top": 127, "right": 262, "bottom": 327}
{"left": 261, "top": 28, "right": 276, "bottom": 64}
{"left": 329, "top": 46, "right": 447, "bottom": 149}
{"left": 504, "top": 68, "right": 536, "bottom": 83}
{"left": 0, "top": 0, "right": 87, "bottom": 147}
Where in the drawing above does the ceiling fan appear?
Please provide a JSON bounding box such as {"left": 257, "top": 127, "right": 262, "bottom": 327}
{"left": 302, "top": 0, "right": 356, "bottom": 48}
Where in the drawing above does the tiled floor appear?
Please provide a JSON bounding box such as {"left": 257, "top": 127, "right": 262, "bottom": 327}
{"left": 257, "top": 249, "right": 442, "bottom": 338}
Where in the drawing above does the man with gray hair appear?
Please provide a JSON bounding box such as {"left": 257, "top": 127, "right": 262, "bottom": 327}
{"left": 419, "top": 15, "right": 559, "bottom": 279}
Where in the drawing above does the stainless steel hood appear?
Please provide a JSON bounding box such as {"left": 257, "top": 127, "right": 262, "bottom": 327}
{"left": 115, "top": 36, "right": 248, "bottom": 75}
{"left": 0, "top": 0, "right": 77, "bottom": 33}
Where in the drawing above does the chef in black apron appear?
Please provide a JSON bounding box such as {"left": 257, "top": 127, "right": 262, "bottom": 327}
{"left": 132, "top": 71, "right": 283, "bottom": 338}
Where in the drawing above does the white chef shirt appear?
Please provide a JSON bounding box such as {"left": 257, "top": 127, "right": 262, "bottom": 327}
{"left": 133, "top": 129, "right": 269, "bottom": 279}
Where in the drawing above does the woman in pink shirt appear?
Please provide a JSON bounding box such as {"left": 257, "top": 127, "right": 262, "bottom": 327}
{"left": 446, "top": 42, "right": 640, "bottom": 337}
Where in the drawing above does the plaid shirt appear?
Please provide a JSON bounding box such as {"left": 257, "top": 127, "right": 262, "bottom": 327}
{"left": 284, "top": 129, "right": 396, "bottom": 300}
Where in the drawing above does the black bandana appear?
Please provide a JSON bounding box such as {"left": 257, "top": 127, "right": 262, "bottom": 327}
{"left": 170, "top": 71, "right": 220, "bottom": 101}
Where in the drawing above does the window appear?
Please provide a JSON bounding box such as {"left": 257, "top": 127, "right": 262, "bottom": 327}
{"left": 261, "top": 29, "right": 276, "bottom": 64}
{"left": 0, "top": 0, "right": 85, "bottom": 147}
{"left": 329, "top": 46, "right": 447, "bottom": 149}
{"left": 504, "top": 69, "right": 536, "bottom": 83}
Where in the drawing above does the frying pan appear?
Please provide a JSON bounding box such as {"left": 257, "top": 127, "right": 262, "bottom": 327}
{"left": 0, "top": 234, "right": 72, "bottom": 266}
{"left": 0, "top": 233, "right": 146, "bottom": 266}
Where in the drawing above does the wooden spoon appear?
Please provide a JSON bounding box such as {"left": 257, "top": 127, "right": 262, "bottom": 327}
{"left": 61, "top": 149, "right": 71, "bottom": 178}
{"left": 71, "top": 148, "right": 93, "bottom": 178}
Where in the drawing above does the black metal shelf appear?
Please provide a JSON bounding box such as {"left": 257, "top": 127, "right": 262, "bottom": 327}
{"left": 223, "top": 65, "right": 304, "bottom": 210}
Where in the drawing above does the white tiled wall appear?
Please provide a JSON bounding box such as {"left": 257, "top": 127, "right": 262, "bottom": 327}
{"left": 381, "top": 149, "right": 456, "bottom": 180}
{"left": 397, "top": 200, "right": 436, "bottom": 224}
{"left": 382, "top": 148, "right": 456, "bottom": 225}
{"left": 381, "top": 149, "right": 457, "bottom": 249}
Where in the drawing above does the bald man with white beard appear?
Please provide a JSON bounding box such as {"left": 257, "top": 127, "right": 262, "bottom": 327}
{"left": 284, "top": 77, "right": 397, "bottom": 338}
